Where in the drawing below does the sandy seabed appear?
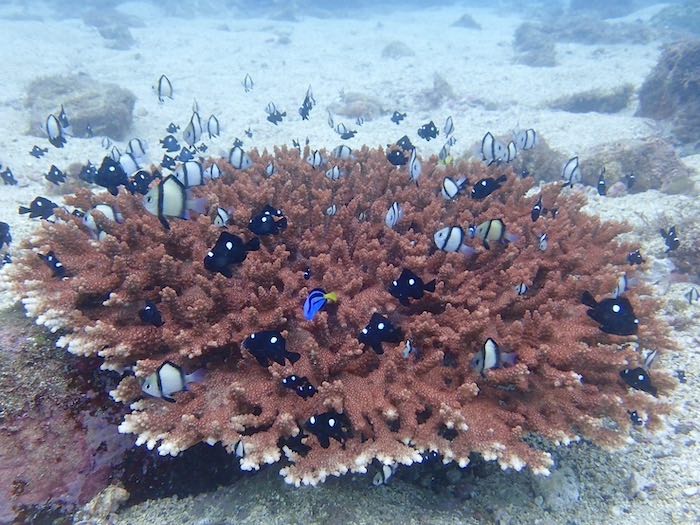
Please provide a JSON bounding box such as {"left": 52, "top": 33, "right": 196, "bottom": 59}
{"left": 0, "top": 1, "right": 698, "bottom": 524}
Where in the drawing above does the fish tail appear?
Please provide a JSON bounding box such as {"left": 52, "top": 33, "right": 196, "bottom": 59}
{"left": 246, "top": 237, "right": 261, "bottom": 251}
{"left": 287, "top": 351, "right": 301, "bottom": 364}
{"left": 186, "top": 368, "right": 206, "bottom": 384}
{"left": 278, "top": 217, "right": 288, "bottom": 230}
{"left": 324, "top": 292, "right": 338, "bottom": 303}
{"left": 497, "top": 174, "right": 507, "bottom": 183}
{"left": 581, "top": 291, "right": 597, "bottom": 308}
{"left": 424, "top": 280, "right": 436, "bottom": 293}
{"left": 18, "top": 206, "right": 30, "bottom": 215}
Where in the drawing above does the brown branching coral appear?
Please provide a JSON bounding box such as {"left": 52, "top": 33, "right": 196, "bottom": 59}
{"left": 1, "top": 147, "right": 675, "bottom": 486}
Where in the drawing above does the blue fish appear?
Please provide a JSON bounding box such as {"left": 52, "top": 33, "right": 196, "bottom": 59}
{"left": 303, "top": 288, "right": 338, "bottom": 321}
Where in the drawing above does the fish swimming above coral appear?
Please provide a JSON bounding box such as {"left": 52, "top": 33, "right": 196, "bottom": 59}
{"left": 143, "top": 174, "right": 207, "bottom": 229}
{"left": 305, "top": 411, "right": 351, "bottom": 448}
{"left": 581, "top": 291, "right": 639, "bottom": 336}
{"left": 244, "top": 330, "right": 300, "bottom": 367}
{"left": 248, "top": 205, "right": 288, "bottom": 236}
{"left": 141, "top": 362, "right": 204, "bottom": 402}
{"left": 358, "top": 313, "right": 403, "bottom": 354}
{"left": 204, "top": 232, "right": 260, "bottom": 277}
{"left": 388, "top": 268, "right": 436, "bottom": 306}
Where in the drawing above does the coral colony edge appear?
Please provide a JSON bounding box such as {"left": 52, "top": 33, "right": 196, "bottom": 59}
{"left": 1, "top": 146, "right": 675, "bottom": 487}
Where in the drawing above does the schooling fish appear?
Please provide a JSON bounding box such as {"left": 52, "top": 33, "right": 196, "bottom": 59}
{"left": 389, "top": 269, "right": 436, "bottom": 306}
{"left": 396, "top": 135, "right": 414, "bottom": 151}
{"left": 44, "top": 165, "right": 66, "bottom": 186}
{"left": 305, "top": 411, "right": 351, "bottom": 448}
{"left": 139, "top": 300, "right": 164, "bottom": 327}
{"left": 685, "top": 287, "right": 699, "bottom": 304}
{"left": 306, "top": 150, "right": 325, "bottom": 169}
{"left": 248, "top": 204, "right": 288, "bottom": 236}
{"left": 581, "top": 291, "right": 639, "bottom": 336}
{"left": 127, "top": 138, "right": 147, "bottom": 160}
{"left": 358, "top": 312, "right": 403, "bottom": 355}
{"left": 228, "top": 146, "right": 253, "bottom": 170}
{"left": 242, "top": 73, "right": 254, "bottom": 92}
{"left": 244, "top": 330, "right": 300, "bottom": 367}
{"left": 597, "top": 167, "right": 606, "bottom": 196}
{"left": 174, "top": 161, "right": 205, "bottom": 188}
{"left": 471, "top": 175, "right": 507, "bottom": 200}
{"left": 391, "top": 111, "right": 406, "bottom": 124}
{"left": 408, "top": 148, "right": 421, "bottom": 185}
{"left": 161, "top": 154, "right": 177, "bottom": 171}
{"left": 143, "top": 174, "right": 206, "bottom": 230}
{"left": 659, "top": 226, "right": 680, "bottom": 252}
{"left": 385, "top": 202, "right": 403, "bottom": 229}
{"left": 373, "top": 464, "right": 397, "bottom": 486}
{"left": 538, "top": 232, "right": 548, "bottom": 252}
{"left": 480, "top": 131, "right": 507, "bottom": 165}
{"left": 166, "top": 122, "right": 180, "bottom": 134}
{"left": 57, "top": 105, "right": 71, "bottom": 136}
{"left": 213, "top": 207, "right": 232, "bottom": 227}
{"left": 562, "top": 156, "right": 581, "bottom": 188}
{"left": 160, "top": 134, "right": 180, "bottom": 152}
{"left": 332, "top": 145, "right": 353, "bottom": 160}
{"left": 0, "top": 221, "right": 10, "bottom": 250}
{"left": 514, "top": 282, "right": 529, "bottom": 296}
{"left": 471, "top": 338, "right": 517, "bottom": 376}
{"left": 82, "top": 203, "right": 123, "bottom": 240}
{"left": 0, "top": 168, "right": 17, "bottom": 185}
{"left": 513, "top": 128, "right": 537, "bottom": 151}
{"left": 207, "top": 114, "right": 220, "bottom": 139}
{"left": 38, "top": 251, "right": 66, "bottom": 278}
{"left": 183, "top": 113, "right": 203, "bottom": 147}
{"left": 531, "top": 195, "right": 544, "bottom": 222}
{"left": 627, "top": 249, "right": 643, "bottom": 265}
{"left": 141, "top": 362, "right": 205, "bottom": 402}
{"left": 19, "top": 196, "right": 58, "bottom": 220}
{"left": 155, "top": 74, "right": 173, "bottom": 102}
{"left": 46, "top": 114, "right": 66, "bottom": 148}
{"left": 95, "top": 157, "right": 129, "bottom": 196}
{"left": 402, "top": 339, "right": 418, "bottom": 359}
{"left": 30, "top": 145, "right": 48, "bottom": 158}
{"left": 204, "top": 232, "right": 260, "bottom": 277}
{"left": 417, "top": 120, "right": 439, "bottom": 141}
{"left": 282, "top": 374, "right": 317, "bottom": 399}
{"left": 325, "top": 165, "right": 343, "bottom": 181}
{"left": 441, "top": 176, "right": 467, "bottom": 200}
{"left": 626, "top": 173, "right": 635, "bottom": 190}
{"left": 433, "top": 226, "right": 475, "bottom": 255}
{"left": 443, "top": 116, "right": 454, "bottom": 137}
{"left": 303, "top": 288, "right": 338, "bottom": 321}
{"left": 127, "top": 169, "right": 157, "bottom": 195}
{"left": 468, "top": 219, "right": 517, "bottom": 250}
{"left": 78, "top": 162, "right": 98, "bottom": 184}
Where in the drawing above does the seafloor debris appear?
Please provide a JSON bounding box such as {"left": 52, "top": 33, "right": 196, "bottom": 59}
{"left": 2, "top": 147, "right": 675, "bottom": 487}
{"left": 548, "top": 85, "right": 634, "bottom": 114}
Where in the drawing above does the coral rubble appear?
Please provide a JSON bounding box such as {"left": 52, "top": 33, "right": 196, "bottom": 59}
{"left": 1, "top": 147, "right": 675, "bottom": 486}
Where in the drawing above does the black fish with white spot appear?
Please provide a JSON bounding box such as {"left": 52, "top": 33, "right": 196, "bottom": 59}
{"left": 30, "top": 145, "right": 48, "bottom": 158}
{"left": 0, "top": 221, "right": 10, "bottom": 250}
{"left": 305, "top": 411, "right": 351, "bottom": 448}
{"left": 95, "top": 157, "right": 129, "bottom": 196}
{"left": 248, "top": 205, "right": 288, "bottom": 236}
{"left": 659, "top": 226, "right": 680, "bottom": 252}
{"left": 19, "top": 196, "right": 58, "bottom": 220}
{"left": 44, "top": 165, "right": 66, "bottom": 186}
{"left": 282, "top": 374, "right": 317, "bottom": 399}
{"left": 417, "top": 120, "right": 439, "bottom": 141}
{"left": 471, "top": 175, "right": 507, "bottom": 200}
{"left": 391, "top": 111, "right": 406, "bottom": 124}
{"left": 139, "top": 301, "right": 165, "bottom": 327}
{"left": 38, "top": 251, "right": 66, "bottom": 278}
{"left": 388, "top": 269, "right": 436, "bottom": 306}
{"left": 243, "top": 330, "right": 300, "bottom": 367}
{"left": 204, "top": 232, "right": 260, "bottom": 278}
{"left": 358, "top": 313, "right": 403, "bottom": 354}
{"left": 581, "top": 291, "right": 639, "bottom": 336}
{"left": 620, "top": 367, "right": 657, "bottom": 396}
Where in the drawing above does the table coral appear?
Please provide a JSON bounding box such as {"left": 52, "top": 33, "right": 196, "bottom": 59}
{"left": 1, "top": 147, "right": 675, "bottom": 486}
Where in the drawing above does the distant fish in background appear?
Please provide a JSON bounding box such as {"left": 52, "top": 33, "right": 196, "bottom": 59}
{"left": 127, "top": 169, "right": 157, "bottom": 195}
{"left": 443, "top": 116, "right": 454, "bottom": 137}
{"left": 471, "top": 338, "right": 517, "bottom": 375}
{"left": 299, "top": 85, "right": 315, "bottom": 120}
{"left": 265, "top": 102, "right": 286, "bottom": 125}
{"left": 385, "top": 202, "right": 403, "bottom": 229}
{"left": 282, "top": 374, "right": 317, "bottom": 399}
{"left": 177, "top": 146, "right": 196, "bottom": 162}
{"left": 38, "top": 251, "right": 67, "bottom": 279}
{"left": 139, "top": 301, "right": 164, "bottom": 327}
{"left": 46, "top": 114, "right": 66, "bottom": 148}
{"left": 161, "top": 154, "right": 177, "bottom": 171}
{"left": 0, "top": 221, "right": 11, "bottom": 250}
{"left": 242, "top": 73, "right": 254, "bottom": 92}
{"left": 1, "top": 168, "right": 17, "bottom": 185}
{"left": 160, "top": 134, "right": 180, "bottom": 152}
{"left": 30, "top": 145, "right": 48, "bottom": 158}
{"left": 127, "top": 138, "right": 148, "bottom": 160}
{"left": 396, "top": 135, "right": 414, "bottom": 151}
{"left": 627, "top": 249, "right": 644, "bottom": 265}
{"left": 408, "top": 148, "right": 421, "bottom": 185}
{"left": 57, "top": 105, "right": 72, "bottom": 136}
{"left": 561, "top": 156, "right": 581, "bottom": 188}
{"left": 44, "top": 165, "right": 66, "bottom": 186}
{"left": 391, "top": 111, "right": 406, "bottom": 124}
{"left": 597, "top": 167, "right": 607, "bottom": 196}
{"left": 306, "top": 150, "right": 325, "bottom": 169}
{"left": 166, "top": 122, "right": 180, "bottom": 134}
{"left": 417, "top": 120, "right": 439, "bottom": 141}
{"left": 538, "top": 232, "right": 548, "bottom": 251}
{"left": 659, "top": 226, "right": 680, "bottom": 252}
{"left": 626, "top": 172, "right": 636, "bottom": 190}
{"left": 207, "top": 114, "right": 221, "bottom": 139}
{"left": 155, "top": 74, "right": 173, "bottom": 102}
{"left": 229, "top": 146, "right": 253, "bottom": 170}
{"left": 244, "top": 127, "right": 253, "bottom": 138}
{"left": 513, "top": 128, "right": 537, "bottom": 151}
{"left": 183, "top": 112, "right": 203, "bottom": 146}
{"left": 332, "top": 145, "right": 353, "bottom": 160}
{"left": 480, "top": 131, "right": 506, "bottom": 165}
{"left": 355, "top": 116, "right": 364, "bottom": 126}
{"left": 685, "top": 287, "right": 699, "bottom": 304}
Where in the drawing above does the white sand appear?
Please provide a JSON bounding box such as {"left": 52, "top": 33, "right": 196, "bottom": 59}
{"left": 0, "top": 2, "right": 697, "bottom": 524}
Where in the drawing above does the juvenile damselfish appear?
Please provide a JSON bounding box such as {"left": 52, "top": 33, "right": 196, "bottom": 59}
{"left": 243, "top": 330, "right": 301, "bottom": 367}
{"left": 388, "top": 269, "right": 436, "bottom": 306}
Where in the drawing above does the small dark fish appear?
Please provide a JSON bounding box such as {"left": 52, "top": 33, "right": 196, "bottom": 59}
{"left": 676, "top": 370, "right": 686, "bottom": 384}
{"left": 282, "top": 374, "right": 317, "bottom": 399}
{"left": 391, "top": 111, "right": 406, "bottom": 125}
{"left": 78, "top": 162, "right": 98, "bottom": 183}
{"left": 471, "top": 175, "right": 507, "bottom": 200}
{"left": 177, "top": 146, "right": 196, "bottom": 162}
{"left": 597, "top": 167, "right": 606, "bottom": 196}
{"left": 417, "top": 120, "right": 439, "bottom": 141}
{"left": 127, "top": 169, "right": 157, "bottom": 195}
{"left": 627, "top": 249, "right": 643, "bottom": 265}
{"left": 95, "top": 157, "right": 128, "bottom": 196}
{"left": 626, "top": 172, "right": 635, "bottom": 190}
{"left": 19, "top": 196, "right": 58, "bottom": 220}
{"left": 139, "top": 301, "right": 164, "bottom": 327}
{"left": 161, "top": 154, "right": 177, "bottom": 171}
{"left": 166, "top": 122, "right": 180, "bottom": 133}
{"left": 38, "top": 251, "right": 66, "bottom": 278}
{"left": 1, "top": 168, "right": 18, "bottom": 186}
{"left": 244, "top": 127, "right": 253, "bottom": 138}
{"left": 628, "top": 410, "right": 643, "bottom": 426}
{"left": 1, "top": 254, "right": 11, "bottom": 266}
{"left": 44, "top": 165, "right": 66, "bottom": 186}
{"left": 204, "top": 232, "right": 260, "bottom": 278}
{"left": 233, "top": 137, "right": 244, "bottom": 148}
{"left": 339, "top": 130, "right": 357, "bottom": 140}
{"left": 278, "top": 431, "right": 311, "bottom": 456}
{"left": 581, "top": 291, "right": 639, "bottom": 336}
{"left": 388, "top": 269, "right": 436, "bottom": 306}
{"left": 305, "top": 411, "right": 351, "bottom": 448}
{"left": 685, "top": 287, "right": 699, "bottom": 304}
{"left": 358, "top": 313, "right": 403, "bottom": 355}
{"left": 160, "top": 135, "right": 180, "bottom": 152}
{"left": 531, "top": 195, "right": 543, "bottom": 222}
{"left": 243, "top": 330, "right": 300, "bottom": 367}
{"left": 660, "top": 226, "right": 680, "bottom": 252}
{"left": 396, "top": 135, "right": 414, "bottom": 151}
{"left": 355, "top": 116, "right": 364, "bottom": 126}
{"left": 85, "top": 124, "right": 94, "bottom": 137}
{"left": 266, "top": 110, "right": 286, "bottom": 125}
{"left": 197, "top": 143, "right": 208, "bottom": 153}
{"left": 520, "top": 168, "right": 530, "bottom": 179}
{"left": 386, "top": 148, "right": 408, "bottom": 167}
{"left": 620, "top": 367, "right": 657, "bottom": 396}
{"left": 303, "top": 267, "right": 311, "bottom": 280}
{"left": 30, "top": 145, "right": 48, "bottom": 158}
{"left": 248, "top": 205, "right": 288, "bottom": 236}
{"left": 0, "top": 221, "right": 11, "bottom": 250}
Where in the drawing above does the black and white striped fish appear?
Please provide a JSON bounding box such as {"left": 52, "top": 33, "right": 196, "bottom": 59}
{"left": 385, "top": 202, "right": 403, "bottom": 229}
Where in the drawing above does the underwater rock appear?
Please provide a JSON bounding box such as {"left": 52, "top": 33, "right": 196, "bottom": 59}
{"left": 416, "top": 72, "right": 456, "bottom": 110}
{"left": 74, "top": 485, "right": 129, "bottom": 523}
{"left": 25, "top": 73, "right": 136, "bottom": 140}
{"left": 381, "top": 40, "right": 415, "bottom": 59}
{"left": 451, "top": 13, "right": 481, "bottom": 30}
{"left": 533, "top": 465, "right": 580, "bottom": 512}
{"left": 651, "top": 2, "right": 700, "bottom": 38}
{"left": 568, "top": 0, "right": 637, "bottom": 19}
{"left": 328, "top": 91, "right": 386, "bottom": 120}
{"left": 636, "top": 40, "right": 700, "bottom": 154}
{"left": 513, "top": 23, "right": 557, "bottom": 67}
{"left": 548, "top": 84, "right": 634, "bottom": 114}
{"left": 82, "top": 8, "right": 143, "bottom": 49}
{"left": 583, "top": 138, "right": 697, "bottom": 194}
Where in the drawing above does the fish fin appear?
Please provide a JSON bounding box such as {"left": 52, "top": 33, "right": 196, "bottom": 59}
{"left": 483, "top": 240, "right": 491, "bottom": 250}
{"left": 287, "top": 351, "right": 301, "bottom": 364}
{"left": 277, "top": 217, "right": 288, "bottom": 230}
{"left": 246, "top": 237, "right": 261, "bottom": 251}
{"left": 504, "top": 232, "right": 519, "bottom": 244}
{"left": 162, "top": 395, "right": 176, "bottom": 403}
{"left": 424, "top": 280, "right": 436, "bottom": 293}
{"left": 497, "top": 175, "right": 507, "bottom": 183}
{"left": 221, "top": 266, "right": 233, "bottom": 278}
{"left": 18, "top": 206, "right": 30, "bottom": 215}
{"left": 373, "top": 344, "right": 384, "bottom": 355}
{"left": 399, "top": 297, "right": 410, "bottom": 307}
{"left": 501, "top": 352, "right": 518, "bottom": 367}
{"left": 186, "top": 368, "right": 206, "bottom": 384}
{"left": 187, "top": 197, "right": 208, "bottom": 215}
{"left": 581, "top": 291, "right": 597, "bottom": 308}
{"left": 158, "top": 215, "right": 171, "bottom": 230}
{"left": 318, "top": 435, "right": 330, "bottom": 448}
{"left": 324, "top": 292, "right": 338, "bottom": 303}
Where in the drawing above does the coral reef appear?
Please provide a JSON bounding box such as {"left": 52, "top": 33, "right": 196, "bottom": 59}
{"left": 548, "top": 85, "right": 634, "bottom": 114}
{"left": 1, "top": 147, "right": 675, "bottom": 487}
{"left": 25, "top": 73, "right": 136, "bottom": 140}
{"left": 636, "top": 40, "right": 700, "bottom": 154}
